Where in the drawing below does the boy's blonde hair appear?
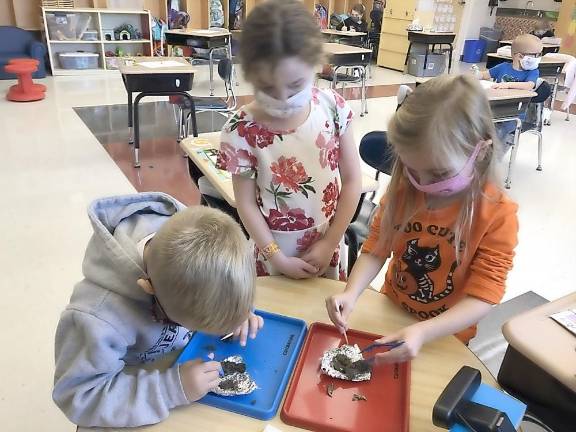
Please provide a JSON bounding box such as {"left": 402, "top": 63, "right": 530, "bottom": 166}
{"left": 381, "top": 74, "right": 500, "bottom": 262}
{"left": 512, "top": 33, "right": 543, "bottom": 55}
{"left": 239, "top": 0, "right": 323, "bottom": 81}
{"left": 147, "top": 206, "right": 255, "bottom": 334}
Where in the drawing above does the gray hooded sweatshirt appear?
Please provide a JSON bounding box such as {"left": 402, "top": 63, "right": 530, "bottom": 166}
{"left": 53, "top": 193, "right": 193, "bottom": 428}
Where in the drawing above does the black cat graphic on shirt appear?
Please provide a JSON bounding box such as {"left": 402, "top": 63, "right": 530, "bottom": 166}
{"left": 393, "top": 239, "right": 457, "bottom": 304}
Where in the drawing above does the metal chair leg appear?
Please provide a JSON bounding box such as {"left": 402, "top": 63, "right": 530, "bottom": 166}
{"left": 536, "top": 130, "right": 543, "bottom": 171}
{"left": 504, "top": 119, "right": 522, "bottom": 189}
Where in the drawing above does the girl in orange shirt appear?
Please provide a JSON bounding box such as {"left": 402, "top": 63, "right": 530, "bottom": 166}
{"left": 326, "top": 74, "right": 519, "bottom": 363}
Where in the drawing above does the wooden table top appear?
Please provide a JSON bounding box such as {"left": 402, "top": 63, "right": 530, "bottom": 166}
{"left": 165, "top": 28, "right": 231, "bottom": 38}
{"left": 323, "top": 42, "right": 373, "bottom": 55}
{"left": 118, "top": 56, "right": 195, "bottom": 75}
{"left": 181, "top": 132, "right": 380, "bottom": 208}
{"left": 408, "top": 30, "right": 456, "bottom": 37}
{"left": 503, "top": 292, "right": 576, "bottom": 392}
{"left": 500, "top": 39, "right": 561, "bottom": 47}
{"left": 80, "top": 276, "right": 498, "bottom": 432}
{"left": 486, "top": 87, "right": 537, "bottom": 101}
{"left": 322, "top": 28, "right": 367, "bottom": 37}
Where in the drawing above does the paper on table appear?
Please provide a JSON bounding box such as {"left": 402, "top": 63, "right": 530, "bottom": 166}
{"left": 139, "top": 60, "right": 189, "bottom": 68}
{"left": 479, "top": 80, "right": 494, "bottom": 90}
{"left": 550, "top": 309, "right": 576, "bottom": 336}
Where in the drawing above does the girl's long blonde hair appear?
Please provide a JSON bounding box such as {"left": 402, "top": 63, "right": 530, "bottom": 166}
{"left": 380, "top": 74, "right": 501, "bottom": 262}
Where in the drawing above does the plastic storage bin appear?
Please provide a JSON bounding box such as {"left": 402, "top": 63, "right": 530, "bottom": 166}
{"left": 46, "top": 12, "right": 93, "bottom": 41}
{"left": 59, "top": 52, "right": 99, "bottom": 69}
{"left": 463, "top": 39, "right": 487, "bottom": 63}
{"left": 82, "top": 30, "right": 99, "bottom": 41}
{"left": 480, "top": 27, "right": 503, "bottom": 62}
{"left": 407, "top": 53, "right": 446, "bottom": 77}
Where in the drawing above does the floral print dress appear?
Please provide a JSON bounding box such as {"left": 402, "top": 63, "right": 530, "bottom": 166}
{"left": 217, "top": 87, "right": 354, "bottom": 280}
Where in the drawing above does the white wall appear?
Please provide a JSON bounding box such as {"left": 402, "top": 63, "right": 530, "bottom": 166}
{"left": 453, "top": 1, "right": 498, "bottom": 58}
{"left": 498, "top": 0, "right": 561, "bottom": 12}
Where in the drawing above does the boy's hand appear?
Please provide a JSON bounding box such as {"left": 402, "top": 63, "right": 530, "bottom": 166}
{"left": 372, "top": 325, "right": 426, "bottom": 365}
{"left": 491, "top": 82, "right": 510, "bottom": 89}
{"left": 342, "top": 26, "right": 348, "bottom": 31}
{"left": 233, "top": 312, "right": 264, "bottom": 347}
{"left": 271, "top": 253, "right": 318, "bottom": 279}
{"left": 179, "top": 360, "right": 221, "bottom": 402}
{"left": 326, "top": 291, "right": 358, "bottom": 334}
{"left": 350, "top": 27, "right": 356, "bottom": 32}
{"left": 300, "top": 239, "right": 335, "bottom": 276}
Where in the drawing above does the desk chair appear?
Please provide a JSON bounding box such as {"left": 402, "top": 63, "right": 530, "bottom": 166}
{"left": 170, "top": 58, "right": 236, "bottom": 142}
{"left": 345, "top": 131, "right": 395, "bottom": 271}
{"left": 520, "top": 79, "right": 552, "bottom": 172}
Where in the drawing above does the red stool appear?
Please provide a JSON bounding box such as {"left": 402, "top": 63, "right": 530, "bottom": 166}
{"left": 4, "top": 62, "right": 45, "bottom": 102}
{"left": 8, "top": 58, "right": 47, "bottom": 92}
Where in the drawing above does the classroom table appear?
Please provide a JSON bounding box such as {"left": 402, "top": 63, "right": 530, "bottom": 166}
{"left": 485, "top": 53, "right": 566, "bottom": 125}
{"left": 499, "top": 292, "right": 576, "bottom": 431}
{"left": 165, "top": 29, "right": 232, "bottom": 96}
{"left": 487, "top": 87, "right": 537, "bottom": 189}
{"left": 405, "top": 31, "right": 456, "bottom": 73}
{"left": 499, "top": 39, "right": 561, "bottom": 55}
{"left": 180, "top": 132, "right": 380, "bottom": 208}
{"left": 502, "top": 292, "right": 576, "bottom": 392}
{"left": 118, "top": 57, "right": 196, "bottom": 168}
{"left": 321, "top": 28, "right": 367, "bottom": 45}
{"left": 78, "top": 276, "right": 499, "bottom": 432}
{"left": 323, "top": 42, "right": 373, "bottom": 116}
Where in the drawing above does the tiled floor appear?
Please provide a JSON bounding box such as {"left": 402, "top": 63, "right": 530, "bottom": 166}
{"left": 1, "top": 62, "right": 575, "bottom": 432}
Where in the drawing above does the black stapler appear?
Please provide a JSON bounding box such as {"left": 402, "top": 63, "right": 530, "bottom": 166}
{"left": 433, "top": 366, "right": 517, "bottom": 432}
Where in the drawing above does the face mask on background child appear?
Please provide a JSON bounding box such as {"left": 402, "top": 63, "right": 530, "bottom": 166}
{"left": 255, "top": 83, "right": 313, "bottom": 119}
{"left": 404, "top": 141, "right": 484, "bottom": 197}
{"left": 520, "top": 56, "right": 541, "bottom": 71}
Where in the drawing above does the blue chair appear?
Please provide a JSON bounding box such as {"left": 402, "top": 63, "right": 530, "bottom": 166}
{"left": 0, "top": 26, "right": 46, "bottom": 80}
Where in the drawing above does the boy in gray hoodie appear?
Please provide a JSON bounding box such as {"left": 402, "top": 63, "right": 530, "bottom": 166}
{"left": 53, "top": 192, "right": 262, "bottom": 428}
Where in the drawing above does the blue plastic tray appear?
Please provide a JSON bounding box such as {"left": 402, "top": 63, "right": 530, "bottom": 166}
{"left": 175, "top": 309, "right": 307, "bottom": 420}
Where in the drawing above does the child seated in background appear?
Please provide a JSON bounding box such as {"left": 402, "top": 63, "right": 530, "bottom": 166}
{"left": 479, "top": 33, "right": 543, "bottom": 147}
{"left": 53, "top": 193, "right": 262, "bottom": 428}
{"left": 531, "top": 17, "right": 555, "bottom": 39}
{"left": 337, "top": 3, "right": 368, "bottom": 34}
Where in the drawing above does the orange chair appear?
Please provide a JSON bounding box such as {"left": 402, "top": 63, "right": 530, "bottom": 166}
{"left": 8, "top": 58, "right": 47, "bottom": 92}
{"left": 4, "top": 61, "right": 45, "bottom": 102}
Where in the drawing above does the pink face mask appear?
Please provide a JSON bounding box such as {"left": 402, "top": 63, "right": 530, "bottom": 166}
{"left": 404, "top": 141, "right": 484, "bottom": 197}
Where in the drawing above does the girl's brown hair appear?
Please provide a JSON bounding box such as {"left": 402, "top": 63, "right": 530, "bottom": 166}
{"left": 379, "top": 74, "right": 501, "bottom": 263}
{"left": 239, "top": 0, "right": 323, "bottom": 81}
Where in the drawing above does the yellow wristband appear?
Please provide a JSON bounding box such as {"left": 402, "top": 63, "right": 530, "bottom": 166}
{"left": 261, "top": 241, "right": 280, "bottom": 260}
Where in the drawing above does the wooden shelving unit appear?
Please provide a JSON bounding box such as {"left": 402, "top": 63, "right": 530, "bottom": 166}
{"left": 42, "top": 7, "right": 153, "bottom": 76}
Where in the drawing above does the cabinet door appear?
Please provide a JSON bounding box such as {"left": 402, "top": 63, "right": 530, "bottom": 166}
{"left": 386, "top": 0, "right": 416, "bottom": 20}
{"left": 381, "top": 17, "right": 409, "bottom": 36}
{"left": 377, "top": 49, "right": 406, "bottom": 71}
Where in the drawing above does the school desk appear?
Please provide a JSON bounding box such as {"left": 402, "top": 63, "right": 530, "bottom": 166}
{"left": 180, "top": 132, "right": 380, "bottom": 208}
{"left": 165, "top": 29, "right": 232, "bottom": 96}
{"left": 485, "top": 53, "right": 566, "bottom": 124}
{"left": 499, "top": 39, "right": 561, "bottom": 55}
{"left": 78, "top": 276, "right": 499, "bottom": 432}
{"left": 487, "top": 87, "right": 537, "bottom": 189}
{"left": 321, "top": 28, "right": 368, "bottom": 46}
{"left": 118, "top": 57, "right": 196, "bottom": 168}
{"left": 323, "top": 42, "right": 373, "bottom": 116}
{"left": 405, "top": 31, "right": 457, "bottom": 73}
{"left": 498, "top": 292, "right": 576, "bottom": 431}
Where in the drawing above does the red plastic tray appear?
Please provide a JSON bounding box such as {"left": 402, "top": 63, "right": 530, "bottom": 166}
{"left": 281, "top": 322, "right": 410, "bottom": 432}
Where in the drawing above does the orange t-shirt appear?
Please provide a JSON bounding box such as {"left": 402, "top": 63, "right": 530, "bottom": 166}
{"left": 362, "top": 182, "right": 519, "bottom": 343}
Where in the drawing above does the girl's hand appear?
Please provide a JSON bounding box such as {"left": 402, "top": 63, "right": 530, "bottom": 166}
{"left": 271, "top": 253, "right": 318, "bottom": 279}
{"left": 342, "top": 26, "right": 348, "bottom": 31}
{"left": 300, "top": 239, "right": 335, "bottom": 276}
{"left": 372, "top": 325, "right": 426, "bottom": 365}
{"left": 325, "top": 291, "right": 358, "bottom": 334}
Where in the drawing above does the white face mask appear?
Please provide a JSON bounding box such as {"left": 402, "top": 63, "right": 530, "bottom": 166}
{"left": 255, "top": 83, "right": 313, "bottom": 119}
{"left": 520, "top": 56, "right": 541, "bottom": 71}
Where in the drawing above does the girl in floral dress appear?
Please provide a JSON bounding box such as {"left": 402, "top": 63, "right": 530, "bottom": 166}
{"left": 217, "top": 0, "right": 361, "bottom": 280}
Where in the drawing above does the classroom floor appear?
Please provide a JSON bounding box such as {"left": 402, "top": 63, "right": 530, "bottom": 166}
{"left": 1, "top": 62, "right": 574, "bottom": 432}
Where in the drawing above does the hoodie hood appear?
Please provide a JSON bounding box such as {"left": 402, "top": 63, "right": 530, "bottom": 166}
{"left": 82, "top": 192, "right": 186, "bottom": 302}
